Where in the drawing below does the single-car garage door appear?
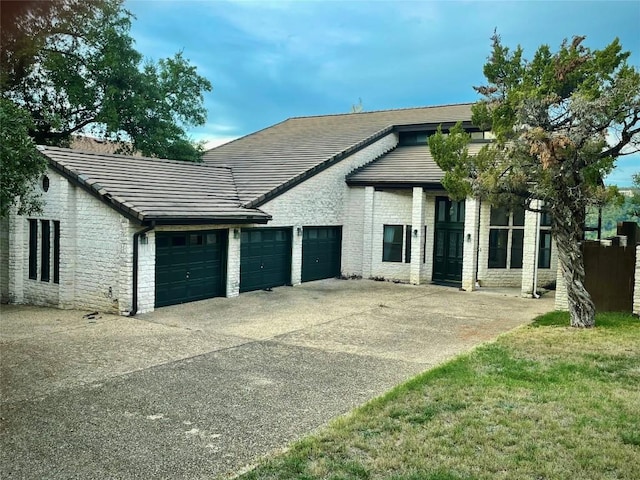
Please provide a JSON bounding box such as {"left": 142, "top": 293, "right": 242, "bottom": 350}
{"left": 302, "top": 226, "right": 342, "bottom": 282}
{"left": 240, "top": 228, "right": 292, "bottom": 292}
{"left": 155, "top": 230, "right": 226, "bottom": 307}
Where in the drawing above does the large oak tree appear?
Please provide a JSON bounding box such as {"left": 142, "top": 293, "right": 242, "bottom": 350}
{"left": 429, "top": 34, "right": 640, "bottom": 328}
{"left": 1, "top": 0, "right": 211, "bottom": 160}
{"left": 0, "top": 0, "right": 212, "bottom": 216}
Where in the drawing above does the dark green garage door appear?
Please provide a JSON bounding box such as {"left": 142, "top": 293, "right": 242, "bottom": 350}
{"left": 302, "top": 226, "right": 342, "bottom": 282}
{"left": 240, "top": 228, "right": 292, "bottom": 292}
{"left": 155, "top": 230, "right": 226, "bottom": 307}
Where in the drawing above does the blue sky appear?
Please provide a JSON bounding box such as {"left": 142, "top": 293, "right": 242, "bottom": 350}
{"left": 126, "top": 0, "right": 640, "bottom": 186}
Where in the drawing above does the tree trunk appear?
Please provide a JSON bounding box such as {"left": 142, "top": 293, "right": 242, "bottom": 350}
{"left": 553, "top": 208, "right": 595, "bottom": 328}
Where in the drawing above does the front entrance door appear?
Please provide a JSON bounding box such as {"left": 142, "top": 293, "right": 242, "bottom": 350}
{"left": 433, "top": 197, "right": 465, "bottom": 285}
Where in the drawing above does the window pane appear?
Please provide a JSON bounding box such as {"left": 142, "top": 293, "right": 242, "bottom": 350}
{"left": 540, "top": 210, "right": 552, "bottom": 227}
{"left": 383, "top": 225, "right": 403, "bottom": 262}
{"left": 28, "top": 219, "right": 37, "bottom": 280}
{"left": 538, "top": 231, "right": 552, "bottom": 268}
{"left": 405, "top": 225, "right": 412, "bottom": 263}
{"left": 512, "top": 206, "right": 525, "bottom": 226}
{"left": 490, "top": 206, "right": 509, "bottom": 226}
{"left": 171, "top": 235, "right": 187, "bottom": 246}
{"left": 488, "top": 229, "right": 508, "bottom": 268}
{"left": 41, "top": 220, "right": 50, "bottom": 282}
{"left": 53, "top": 221, "right": 60, "bottom": 284}
{"left": 510, "top": 229, "right": 524, "bottom": 268}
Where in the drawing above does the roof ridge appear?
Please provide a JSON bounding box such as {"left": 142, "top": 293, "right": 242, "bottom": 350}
{"left": 39, "top": 145, "right": 233, "bottom": 170}
{"left": 203, "top": 117, "right": 292, "bottom": 154}
{"left": 287, "top": 102, "right": 475, "bottom": 120}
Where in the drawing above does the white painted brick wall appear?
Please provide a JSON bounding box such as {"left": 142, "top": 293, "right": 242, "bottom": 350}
{"left": 0, "top": 216, "right": 9, "bottom": 303}
{"left": 260, "top": 133, "right": 398, "bottom": 281}
{"left": 7, "top": 168, "right": 130, "bottom": 313}
{"left": 227, "top": 230, "right": 241, "bottom": 297}
{"left": 409, "top": 187, "right": 425, "bottom": 285}
{"left": 555, "top": 266, "right": 568, "bottom": 311}
{"left": 342, "top": 187, "right": 365, "bottom": 277}
{"left": 370, "top": 190, "right": 413, "bottom": 281}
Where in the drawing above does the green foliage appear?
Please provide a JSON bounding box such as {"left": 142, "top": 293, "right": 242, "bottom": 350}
{"left": 429, "top": 33, "right": 640, "bottom": 327}
{"left": 1, "top": 0, "right": 212, "bottom": 162}
{"left": 0, "top": 99, "right": 46, "bottom": 217}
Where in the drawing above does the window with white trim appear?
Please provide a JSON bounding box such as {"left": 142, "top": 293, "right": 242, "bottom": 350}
{"left": 488, "top": 205, "right": 525, "bottom": 269}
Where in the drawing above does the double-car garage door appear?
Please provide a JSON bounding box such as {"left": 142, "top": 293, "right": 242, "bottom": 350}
{"left": 155, "top": 226, "right": 342, "bottom": 307}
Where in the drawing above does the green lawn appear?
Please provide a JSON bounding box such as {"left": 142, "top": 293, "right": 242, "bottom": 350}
{"left": 238, "top": 312, "right": 640, "bottom": 480}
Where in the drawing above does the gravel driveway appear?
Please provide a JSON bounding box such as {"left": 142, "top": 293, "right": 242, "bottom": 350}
{"left": 0, "top": 279, "right": 553, "bottom": 479}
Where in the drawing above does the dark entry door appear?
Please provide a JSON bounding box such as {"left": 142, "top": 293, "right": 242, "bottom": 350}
{"left": 302, "top": 226, "right": 342, "bottom": 282}
{"left": 155, "top": 230, "right": 226, "bottom": 307}
{"left": 240, "top": 228, "right": 292, "bottom": 292}
{"left": 433, "top": 197, "right": 465, "bottom": 285}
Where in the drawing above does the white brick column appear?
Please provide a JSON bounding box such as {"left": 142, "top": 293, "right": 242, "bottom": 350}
{"left": 226, "top": 228, "right": 241, "bottom": 297}
{"left": 291, "top": 225, "right": 302, "bottom": 285}
{"left": 362, "top": 186, "right": 375, "bottom": 279}
{"left": 521, "top": 200, "right": 540, "bottom": 297}
{"left": 634, "top": 244, "right": 640, "bottom": 316}
{"left": 410, "top": 187, "right": 425, "bottom": 285}
{"left": 461, "top": 197, "right": 480, "bottom": 291}
{"left": 7, "top": 212, "right": 24, "bottom": 303}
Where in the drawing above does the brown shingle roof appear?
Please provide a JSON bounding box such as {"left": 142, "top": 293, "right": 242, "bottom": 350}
{"left": 346, "top": 142, "right": 485, "bottom": 188}
{"left": 41, "top": 146, "right": 270, "bottom": 224}
{"left": 202, "top": 103, "right": 473, "bottom": 206}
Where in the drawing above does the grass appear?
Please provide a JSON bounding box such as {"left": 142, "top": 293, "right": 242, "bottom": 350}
{"left": 238, "top": 312, "right": 640, "bottom": 480}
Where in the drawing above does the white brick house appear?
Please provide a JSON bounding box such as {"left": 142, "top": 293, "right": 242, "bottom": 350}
{"left": 1, "top": 103, "right": 558, "bottom": 314}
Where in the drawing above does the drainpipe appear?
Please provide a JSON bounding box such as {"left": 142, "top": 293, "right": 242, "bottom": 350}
{"left": 129, "top": 222, "right": 155, "bottom": 316}
{"left": 532, "top": 203, "right": 541, "bottom": 299}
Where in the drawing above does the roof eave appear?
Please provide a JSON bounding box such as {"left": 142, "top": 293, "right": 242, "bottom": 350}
{"left": 346, "top": 180, "right": 446, "bottom": 190}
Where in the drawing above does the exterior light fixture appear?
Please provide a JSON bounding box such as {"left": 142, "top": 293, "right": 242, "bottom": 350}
{"left": 234, "top": 228, "right": 240, "bottom": 239}
{"left": 413, "top": 229, "right": 418, "bottom": 237}
{"left": 297, "top": 227, "right": 303, "bottom": 236}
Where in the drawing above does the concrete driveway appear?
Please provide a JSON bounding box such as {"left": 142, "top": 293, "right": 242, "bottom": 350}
{"left": 0, "top": 279, "right": 553, "bottom": 479}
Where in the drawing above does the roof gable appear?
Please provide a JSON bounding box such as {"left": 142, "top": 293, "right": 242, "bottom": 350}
{"left": 41, "top": 146, "right": 270, "bottom": 224}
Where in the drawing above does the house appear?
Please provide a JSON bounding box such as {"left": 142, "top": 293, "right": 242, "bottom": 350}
{"left": 0, "top": 103, "right": 557, "bottom": 314}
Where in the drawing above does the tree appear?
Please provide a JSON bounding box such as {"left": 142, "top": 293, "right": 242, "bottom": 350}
{"left": 0, "top": 99, "right": 46, "bottom": 217}
{"left": 1, "top": 0, "right": 211, "bottom": 161}
{"left": 429, "top": 34, "right": 640, "bottom": 328}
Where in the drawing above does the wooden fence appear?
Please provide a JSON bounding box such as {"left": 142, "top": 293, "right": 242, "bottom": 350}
{"left": 583, "top": 240, "right": 636, "bottom": 313}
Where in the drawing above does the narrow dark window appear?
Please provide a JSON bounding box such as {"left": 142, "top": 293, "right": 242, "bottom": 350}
{"left": 538, "top": 231, "right": 552, "bottom": 268}
{"left": 488, "top": 229, "right": 508, "bottom": 268}
{"left": 404, "top": 225, "right": 412, "bottom": 263}
{"left": 53, "top": 221, "right": 60, "bottom": 284}
{"left": 382, "top": 225, "right": 403, "bottom": 262}
{"left": 423, "top": 226, "right": 427, "bottom": 263}
{"left": 28, "top": 219, "right": 38, "bottom": 280}
{"left": 510, "top": 229, "right": 524, "bottom": 269}
{"left": 41, "top": 220, "right": 50, "bottom": 282}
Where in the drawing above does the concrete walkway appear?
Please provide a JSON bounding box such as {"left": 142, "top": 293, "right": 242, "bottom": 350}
{"left": 0, "top": 279, "right": 553, "bottom": 479}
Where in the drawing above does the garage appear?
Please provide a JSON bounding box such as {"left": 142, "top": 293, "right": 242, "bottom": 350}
{"left": 302, "top": 226, "right": 342, "bottom": 282}
{"left": 240, "top": 228, "right": 292, "bottom": 292}
{"left": 155, "top": 230, "right": 226, "bottom": 307}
